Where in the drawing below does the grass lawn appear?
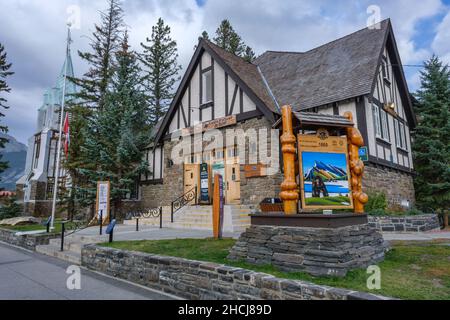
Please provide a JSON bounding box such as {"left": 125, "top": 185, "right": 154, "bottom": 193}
{"left": 102, "top": 238, "right": 450, "bottom": 300}
{"left": 1, "top": 219, "right": 77, "bottom": 233}
{"left": 305, "top": 196, "right": 351, "bottom": 206}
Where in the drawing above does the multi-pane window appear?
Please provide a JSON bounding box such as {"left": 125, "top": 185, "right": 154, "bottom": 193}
{"left": 372, "top": 104, "right": 382, "bottom": 138}
{"left": 382, "top": 56, "right": 390, "bottom": 81}
{"left": 380, "top": 109, "right": 389, "bottom": 141}
{"left": 400, "top": 122, "right": 407, "bottom": 150}
{"left": 202, "top": 70, "right": 212, "bottom": 104}
{"left": 394, "top": 119, "right": 401, "bottom": 148}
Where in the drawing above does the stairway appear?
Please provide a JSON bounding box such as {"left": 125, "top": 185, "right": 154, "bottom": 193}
{"left": 36, "top": 234, "right": 99, "bottom": 265}
{"left": 123, "top": 204, "right": 253, "bottom": 233}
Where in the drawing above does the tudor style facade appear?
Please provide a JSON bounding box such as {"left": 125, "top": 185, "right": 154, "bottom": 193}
{"left": 139, "top": 18, "right": 416, "bottom": 211}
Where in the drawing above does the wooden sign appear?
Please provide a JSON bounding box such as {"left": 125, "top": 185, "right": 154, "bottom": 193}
{"left": 95, "top": 181, "right": 110, "bottom": 223}
{"left": 298, "top": 131, "right": 353, "bottom": 210}
{"left": 212, "top": 174, "right": 224, "bottom": 239}
{"left": 182, "top": 115, "right": 236, "bottom": 135}
{"left": 244, "top": 164, "right": 267, "bottom": 178}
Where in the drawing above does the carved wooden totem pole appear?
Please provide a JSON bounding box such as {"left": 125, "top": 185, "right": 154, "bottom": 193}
{"left": 280, "top": 105, "right": 299, "bottom": 214}
{"left": 344, "top": 111, "right": 368, "bottom": 213}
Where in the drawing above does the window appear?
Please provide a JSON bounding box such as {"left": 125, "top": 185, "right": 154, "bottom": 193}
{"left": 33, "top": 135, "right": 41, "bottom": 169}
{"left": 400, "top": 122, "right": 407, "bottom": 150}
{"left": 380, "top": 109, "right": 390, "bottom": 141}
{"left": 394, "top": 119, "right": 401, "bottom": 148}
{"left": 202, "top": 70, "right": 212, "bottom": 104}
{"left": 372, "top": 104, "right": 382, "bottom": 138}
{"left": 382, "top": 56, "right": 390, "bottom": 81}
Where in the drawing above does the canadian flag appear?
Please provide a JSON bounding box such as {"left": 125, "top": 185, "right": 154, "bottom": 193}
{"left": 63, "top": 113, "right": 70, "bottom": 156}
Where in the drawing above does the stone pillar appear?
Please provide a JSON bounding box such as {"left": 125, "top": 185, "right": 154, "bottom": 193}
{"left": 279, "top": 105, "right": 298, "bottom": 215}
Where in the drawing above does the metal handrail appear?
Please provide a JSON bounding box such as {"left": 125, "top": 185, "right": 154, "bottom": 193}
{"left": 171, "top": 186, "right": 197, "bottom": 223}
{"left": 125, "top": 207, "right": 163, "bottom": 229}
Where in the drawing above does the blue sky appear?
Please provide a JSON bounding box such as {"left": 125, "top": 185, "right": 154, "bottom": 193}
{"left": 302, "top": 152, "right": 347, "bottom": 173}
{"left": 1, "top": 0, "right": 450, "bottom": 144}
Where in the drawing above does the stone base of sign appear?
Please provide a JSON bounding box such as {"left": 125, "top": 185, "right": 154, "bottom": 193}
{"left": 228, "top": 219, "right": 388, "bottom": 277}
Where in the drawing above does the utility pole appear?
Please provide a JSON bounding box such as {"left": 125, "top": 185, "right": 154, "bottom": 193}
{"left": 50, "top": 24, "right": 72, "bottom": 230}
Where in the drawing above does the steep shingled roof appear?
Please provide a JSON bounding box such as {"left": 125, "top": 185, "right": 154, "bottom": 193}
{"left": 204, "top": 40, "right": 279, "bottom": 114}
{"left": 254, "top": 20, "right": 390, "bottom": 111}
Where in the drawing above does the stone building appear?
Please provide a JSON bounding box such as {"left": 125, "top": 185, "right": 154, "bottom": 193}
{"left": 139, "top": 18, "right": 416, "bottom": 217}
{"left": 16, "top": 49, "right": 75, "bottom": 216}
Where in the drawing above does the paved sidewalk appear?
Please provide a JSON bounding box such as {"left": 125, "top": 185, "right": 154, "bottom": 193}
{"left": 71, "top": 223, "right": 243, "bottom": 242}
{"left": 0, "top": 243, "right": 176, "bottom": 300}
{"left": 382, "top": 230, "right": 450, "bottom": 241}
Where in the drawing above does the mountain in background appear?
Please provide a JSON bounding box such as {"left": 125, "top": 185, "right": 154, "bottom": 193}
{"left": 0, "top": 133, "right": 27, "bottom": 191}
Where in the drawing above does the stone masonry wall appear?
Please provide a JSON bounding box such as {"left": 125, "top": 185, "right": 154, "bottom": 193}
{"left": 228, "top": 224, "right": 387, "bottom": 277}
{"left": 81, "top": 244, "right": 392, "bottom": 300}
{"left": 368, "top": 214, "right": 440, "bottom": 232}
{"left": 363, "top": 164, "right": 415, "bottom": 208}
{"left": 0, "top": 227, "right": 60, "bottom": 251}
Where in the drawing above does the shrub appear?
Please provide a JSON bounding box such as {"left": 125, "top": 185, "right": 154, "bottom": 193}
{"left": 365, "top": 192, "right": 387, "bottom": 213}
{"left": 0, "top": 197, "right": 23, "bottom": 220}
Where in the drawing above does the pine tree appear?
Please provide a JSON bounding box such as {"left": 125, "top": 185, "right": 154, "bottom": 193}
{"left": 413, "top": 55, "right": 450, "bottom": 211}
{"left": 0, "top": 43, "right": 13, "bottom": 178}
{"left": 140, "top": 18, "right": 181, "bottom": 126}
{"left": 213, "top": 19, "right": 246, "bottom": 57}
{"left": 210, "top": 19, "right": 256, "bottom": 62}
{"left": 64, "top": 0, "right": 124, "bottom": 217}
{"left": 71, "top": 0, "right": 124, "bottom": 111}
{"left": 243, "top": 45, "right": 256, "bottom": 63}
{"left": 77, "top": 33, "right": 151, "bottom": 217}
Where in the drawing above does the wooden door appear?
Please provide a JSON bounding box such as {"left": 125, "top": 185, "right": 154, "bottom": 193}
{"left": 184, "top": 163, "right": 199, "bottom": 204}
{"left": 225, "top": 147, "right": 240, "bottom": 204}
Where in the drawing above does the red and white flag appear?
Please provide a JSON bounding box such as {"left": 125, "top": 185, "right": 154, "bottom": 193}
{"left": 63, "top": 113, "right": 70, "bottom": 156}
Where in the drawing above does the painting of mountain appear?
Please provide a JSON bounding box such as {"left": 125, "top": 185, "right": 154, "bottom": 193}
{"left": 0, "top": 133, "right": 27, "bottom": 191}
{"left": 301, "top": 151, "right": 352, "bottom": 208}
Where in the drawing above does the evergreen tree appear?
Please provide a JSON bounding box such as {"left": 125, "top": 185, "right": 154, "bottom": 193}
{"left": 213, "top": 19, "right": 246, "bottom": 57}
{"left": 140, "top": 18, "right": 181, "bottom": 126}
{"left": 210, "top": 19, "right": 256, "bottom": 62}
{"left": 71, "top": 0, "right": 124, "bottom": 111}
{"left": 413, "top": 55, "right": 450, "bottom": 211}
{"left": 0, "top": 43, "right": 13, "bottom": 178}
{"left": 243, "top": 45, "right": 256, "bottom": 63}
{"left": 78, "top": 33, "right": 151, "bottom": 217}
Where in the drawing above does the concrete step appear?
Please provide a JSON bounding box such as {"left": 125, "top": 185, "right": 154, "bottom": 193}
{"left": 36, "top": 244, "right": 81, "bottom": 265}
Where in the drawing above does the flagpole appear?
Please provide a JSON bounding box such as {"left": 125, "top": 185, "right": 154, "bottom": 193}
{"left": 50, "top": 25, "right": 72, "bottom": 230}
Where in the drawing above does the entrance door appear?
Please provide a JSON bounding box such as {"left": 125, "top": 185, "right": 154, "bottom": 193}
{"left": 184, "top": 163, "right": 199, "bottom": 204}
{"left": 225, "top": 147, "right": 240, "bottom": 204}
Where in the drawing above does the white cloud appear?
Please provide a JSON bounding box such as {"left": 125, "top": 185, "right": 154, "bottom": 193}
{"left": 1, "top": 0, "right": 448, "bottom": 142}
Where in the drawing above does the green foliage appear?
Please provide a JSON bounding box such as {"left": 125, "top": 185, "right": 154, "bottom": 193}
{"left": 209, "top": 19, "right": 256, "bottom": 62}
{"left": 140, "top": 18, "right": 181, "bottom": 126}
{"left": 413, "top": 55, "right": 450, "bottom": 211}
{"left": 0, "top": 42, "right": 14, "bottom": 177}
{"left": 365, "top": 192, "right": 387, "bottom": 213}
{"left": 75, "top": 34, "right": 151, "bottom": 215}
{"left": 0, "top": 197, "right": 22, "bottom": 220}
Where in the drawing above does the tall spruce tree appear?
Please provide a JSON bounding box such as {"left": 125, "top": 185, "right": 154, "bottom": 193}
{"left": 71, "top": 0, "right": 124, "bottom": 111}
{"left": 211, "top": 19, "right": 256, "bottom": 62}
{"left": 140, "top": 18, "right": 181, "bottom": 126}
{"left": 0, "top": 43, "right": 13, "bottom": 177}
{"left": 64, "top": 0, "right": 124, "bottom": 217}
{"left": 413, "top": 55, "right": 450, "bottom": 211}
{"left": 78, "top": 33, "right": 150, "bottom": 217}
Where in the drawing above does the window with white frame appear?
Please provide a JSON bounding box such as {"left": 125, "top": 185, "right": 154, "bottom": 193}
{"left": 372, "top": 104, "right": 382, "bottom": 138}
{"left": 202, "top": 70, "right": 212, "bottom": 104}
{"left": 394, "top": 119, "right": 401, "bottom": 148}
{"left": 382, "top": 56, "right": 390, "bottom": 81}
{"left": 400, "top": 122, "right": 407, "bottom": 150}
{"left": 380, "top": 109, "right": 389, "bottom": 141}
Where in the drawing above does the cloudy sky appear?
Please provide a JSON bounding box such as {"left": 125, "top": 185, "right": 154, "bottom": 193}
{"left": 1, "top": 0, "right": 449, "bottom": 144}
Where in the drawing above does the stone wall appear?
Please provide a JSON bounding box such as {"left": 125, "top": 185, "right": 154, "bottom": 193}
{"left": 0, "top": 227, "right": 60, "bottom": 251}
{"left": 363, "top": 164, "right": 415, "bottom": 208}
{"left": 81, "top": 244, "right": 392, "bottom": 300}
{"left": 228, "top": 224, "right": 387, "bottom": 277}
{"left": 368, "top": 214, "right": 440, "bottom": 232}
{"left": 140, "top": 117, "right": 282, "bottom": 209}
